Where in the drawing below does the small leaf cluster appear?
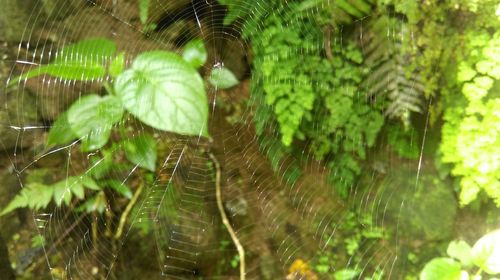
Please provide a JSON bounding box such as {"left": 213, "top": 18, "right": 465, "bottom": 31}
{"left": 0, "top": 170, "right": 101, "bottom": 215}
{"left": 440, "top": 30, "right": 500, "bottom": 206}
{"left": 250, "top": 5, "right": 319, "bottom": 146}
{"left": 312, "top": 211, "right": 386, "bottom": 278}
{"left": 304, "top": 42, "right": 384, "bottom": 196}
{"left": 220, "top": 1, "right": 384, "bottom": 196}
{"left": 420, "top": 230, "right": 500, "bottom": 280}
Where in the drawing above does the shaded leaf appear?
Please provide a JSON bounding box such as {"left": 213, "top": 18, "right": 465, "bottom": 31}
{"left": 182, "top": 39, "right": 207, "bottom": 68}
{"left": 208, "top": 67, "right": 239, "bottom": 89}
{"left": 77, "top": 192, "right": 106, "bottom": 213}
{"left": 123, "top": 133, "right": 157, "bottom": 171}
{"left": 139, "top": 0, "right": 150, "bottom": 24}
{"left": 47, "top": 111, "right": 76, "bottom": 147}
{"left": 67, "top": 94, "right": 123, "bottom": 151}
{"left": 104, "top": 180, "right": 133, "bottom": 199}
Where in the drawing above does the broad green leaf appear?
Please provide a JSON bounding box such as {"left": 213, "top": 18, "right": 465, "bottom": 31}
{"left": 447, "top": 240, "right": 473, "bottom": 267}
{"left": 109, "top": 52, "right": 126, "bottom": 78}
{"left": 123, "top": 133, "right": 157, "bottom": 171}
{"left": 114, "top": 51, "right": 208, "bottom": 136}
{"left": 420, "top": 258, "right": 462, "bottom": 280}
{"left": 10, "top": 38, "right": 116, "bottom": 84}
{"left": 471, "top": 229, "right": 500, "bottom": 274}
{"left": 105, "top": 180, "right": 133, "bottom": 199}
{"left": 67, "top": 94, "right": 123, "bottom": 151}
{"left": 182, "top": 39, "right": 207, "bottom": 68}
{"left": 47, "top": 111, "right": 76, "bottom": 146}
{"left": 208, "top": 67, "right": 239, "bottom": 89}
{"left": 334, "top": 268, "right": 360, "bottom": 280}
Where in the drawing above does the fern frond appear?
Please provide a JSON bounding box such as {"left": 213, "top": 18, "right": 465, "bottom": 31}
{"left": 361, "top": 15, "right": 424, "bottom": 121}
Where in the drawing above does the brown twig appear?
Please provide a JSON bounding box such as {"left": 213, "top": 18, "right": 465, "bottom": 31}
{"left": 324, "top": 24, "right": 333, "bottom": 60}
{"left": 208, "top": 152, "right": 246, "bottom": 280}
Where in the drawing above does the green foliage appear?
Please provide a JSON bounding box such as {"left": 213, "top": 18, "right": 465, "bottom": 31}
{"left": 222, "top": 1, "right": 383, "bottom": 195}
{"left": 67, "top": 94, "right": 124, "bottom": 151}
{"left": 123, "top": 133, "right": 157, "bottom": 172}
{"left": 387, "top": 122, "right": 420, "bottom": 159}
{"left": 447, "top": 241, "right": 473, "bottom": 268}
{"left": 9, "top": 38, "right": 116, "bottom": 85}
{"left": 471, "top": 230, "right": 500, "bottom": 275}
{"left": 182, "top": 39, "right": 207, "bottom": 69}
{"left": 312, "top": 210, "right": 386, "bottom": 277}
{"left": 440, "top": 30, "right": 500, "bottom": 207}
{"left": 208, "top": 66, "right": 239, "bottom": 89}
{"left": 362, "top": 14, "right": 424, "bottom": 124}
{"left": 115, "top": 50, "right": 209, "bottom": 136}
{"left": 334, "top": 269, "right": 360, "bottom": 280}
{"left": 2, "top": 38, "right": 210, "bottom": 215}
{"left": 0, "top": 175, "right": 100, "bottom": 215}
{"left": 420, "top": 258, "right": 462, "bottom": 280}
{"left": 420, "top": 229, "right": 500, "bottom": 279}
{"left": 139, "top": 0, "right": 157, "bottom": 33}
{"left": 250, "top": 4, "right": 318, "bottom": 146}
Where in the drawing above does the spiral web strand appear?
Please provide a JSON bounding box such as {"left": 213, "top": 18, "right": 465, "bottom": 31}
{"left": 0, "top": 0, "right": 447, "bottom": 279}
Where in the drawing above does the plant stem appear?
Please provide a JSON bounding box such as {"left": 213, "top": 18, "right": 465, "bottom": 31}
{"left": 208, "top": 152, "right": 246, "bottom": 280}
{"left": 114, "top": 181, "right": 144, "bottom": 240}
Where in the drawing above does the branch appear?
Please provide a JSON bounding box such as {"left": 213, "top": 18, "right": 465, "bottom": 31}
{"left": 208, "top": 152, "right": 246, "bottom": 280}
{"left": 114, "top": 181, "right": 144, "bottom": 240}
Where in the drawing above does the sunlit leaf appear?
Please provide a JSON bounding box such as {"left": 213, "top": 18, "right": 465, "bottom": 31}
{"left": 334, "top": 268, "right": 360, "bottom": 280}
{"left": 123, "top": 133, "right": 157, "bottom": 171}
{"left": 420, "top": 258, "right": 462, "bottom": 280}
{"left": 114, "top": 51, "right": 208, "bottom": 136}
{"left": 471, "top": 229, "right": 500, "bottom": 274}
{"left": 182, "top": 39, "right": 207, "bottom": 68}
{"left": 208, "top": 67, "right": 239, "bottom": 89}
{"left": 447, "top": 240, "right": 473, "bottom": 267}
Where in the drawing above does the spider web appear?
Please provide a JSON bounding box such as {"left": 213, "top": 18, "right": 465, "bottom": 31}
{"left": 0, "top": 0, "right": 452, "bottom": 279}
